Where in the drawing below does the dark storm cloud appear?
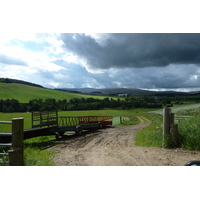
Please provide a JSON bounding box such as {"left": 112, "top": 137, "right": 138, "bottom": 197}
{"left": 114, "top": 64, "right": 200, "bottom": 89}
{"left": 59, "top": 33, "right": 200, "bottom": 69}
{"left": 0, "top": 53, "right": 27, "bottom": 66}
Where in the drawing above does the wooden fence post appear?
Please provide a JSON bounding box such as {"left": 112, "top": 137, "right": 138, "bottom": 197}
{"left": 171, "top": 124, "right": 179, "bottom": 147}
{"left": 9, "top": 118, "right": 24, "bottom": 166}
{"left": 163, "top": 108, "right": 171, "bottom": 135}
{"left": 171, "top": 113, "right": 175, "bottom": 125}
{"left": 163, "top": 108, "right": 171, "bottom": 148}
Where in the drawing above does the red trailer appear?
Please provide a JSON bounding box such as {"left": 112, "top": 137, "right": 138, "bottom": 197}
{"left": 78, "top": 116, "right": 113, "bottom": 127}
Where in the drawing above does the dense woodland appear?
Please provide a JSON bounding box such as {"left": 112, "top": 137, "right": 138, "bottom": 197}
{"left": 0, "top": 97, "right": 164, "bottom": 113}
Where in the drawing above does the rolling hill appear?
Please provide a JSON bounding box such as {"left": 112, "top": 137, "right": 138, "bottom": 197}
{"left": 55, "top": 87, "right": 191, "bottom": 96}
{"left": 0, "top": 83, "right": 109, "bottom": 103}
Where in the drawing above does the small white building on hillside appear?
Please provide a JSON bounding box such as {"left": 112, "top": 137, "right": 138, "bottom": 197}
{"left": 118, "top": 93, "right": 128, "bottom": 97}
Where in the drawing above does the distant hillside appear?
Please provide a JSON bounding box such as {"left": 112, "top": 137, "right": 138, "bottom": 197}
{"left": 0, "top": 77, "right": 43, "bottom": 88}
{"left": 55, "top": 87, "right": 192, "bottom": 96}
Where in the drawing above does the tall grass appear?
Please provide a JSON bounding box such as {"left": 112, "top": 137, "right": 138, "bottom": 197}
{"left": 141, "top": 106, "right": 200, "bottom": 150}
{"left": 178, "top": 115, "right": 200, "bottom": 150}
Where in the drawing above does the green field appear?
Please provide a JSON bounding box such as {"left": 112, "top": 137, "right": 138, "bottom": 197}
{"left": 0, "top": 108, "right": 156, "bottom": 132}
{"left": 0, "top": 83, "right": 114, "bottom": 103}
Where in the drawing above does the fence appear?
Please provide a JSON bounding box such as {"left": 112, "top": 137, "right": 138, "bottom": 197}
{"left": 32, "top": 111, "right": 58, "bottom": 128}
{"left": 0, "top": 118, "right": 24, "bottom": 166}
{"left": 112, "top": 116, "right": 130, "bottom": 126}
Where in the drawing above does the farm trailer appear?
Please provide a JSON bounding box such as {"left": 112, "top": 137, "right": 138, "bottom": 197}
{"left": 0, "top": 111, "right": 113, "bottom": 142}
{"left": 32, "top": 111, "right": 113, "bottom": 138}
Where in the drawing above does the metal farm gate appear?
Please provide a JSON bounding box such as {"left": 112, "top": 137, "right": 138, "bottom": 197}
{"left": 0, "top": 118, "right": 24, "bottom": 166}
{"left": 32, "top": 110, "right": 58, "bottom": 128}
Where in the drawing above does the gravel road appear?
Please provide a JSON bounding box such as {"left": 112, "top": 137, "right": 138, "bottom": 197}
{"left": 52, "top": 117, "right": 200, "bottom": 166}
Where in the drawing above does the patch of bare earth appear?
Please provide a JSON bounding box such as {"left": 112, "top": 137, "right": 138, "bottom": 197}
{"left": 51, "top": 117, "right": 200, "bottom": 166}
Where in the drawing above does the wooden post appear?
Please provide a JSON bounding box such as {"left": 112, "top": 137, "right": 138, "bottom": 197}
{"left": 170, "top": 113, "right": 175, "bottom": 125}
{"left": 9, "top": 118, "right": 24, "bottom": 166}
{"left": 163, "top": 108, "right": 171, "bottom": 148}
{"left": 171, "top": 124, "right": 179, "bottom": 147}
{"left": 120, "top": 116, "right": 122, "bottom": 124}
{"left": 31, "top": 112, "right": 33, "bottom": 128}
{"left": 163, "top": 108, "right": 171, "bottom": 135}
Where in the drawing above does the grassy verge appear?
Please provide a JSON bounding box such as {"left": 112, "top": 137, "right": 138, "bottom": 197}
{"left": 24, "top": 136, "right": 56, "bottom": 166}
{"left": 135, "top": 113, "right": 163, "bottom": 147}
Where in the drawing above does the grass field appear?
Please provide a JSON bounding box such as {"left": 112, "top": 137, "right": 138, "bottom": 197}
{"left": 0, "top": 108, "right": 156, "bottom": 132}
{"left": 147, "top": 103, "right": 200, "bottom": 115}
{"left": 0, "top": 83, "right": 116, "bottom": 103}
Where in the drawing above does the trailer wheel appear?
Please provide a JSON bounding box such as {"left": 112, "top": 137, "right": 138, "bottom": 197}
{"left": 75, "top": 126, "right": 82, "bottom": 135}
{"left": 98, "top": 122, "right": 103, "bottom": 129}
{"left": 55, "top": 133, "right": 60, "bottom": 139}
{"left": 59, "top": 131, "right": 65, "bottom": 136}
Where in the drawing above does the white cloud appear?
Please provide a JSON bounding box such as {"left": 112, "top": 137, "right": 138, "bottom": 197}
{"left": 0, "top": 65, "right": 35, "bottom": 81}
{"left": 46, "top": 82, "right": 59, "bottom": 88}
{"left": 44, "top": 34, "right": 65, "bottom": 55}
{"left": 0, "top": 38, "right": 65, "bottom": 72}
{"left": 84, "top": 33, "right": 111, "bottom": 47}
{"left": 190, "top": 75, "right": 198, "bottom": 80}
{"left": 81, "top": 77, "right": 105, "bottom": 88}
{"left": 113, "top": 81, "right": 122, "bottom": 87}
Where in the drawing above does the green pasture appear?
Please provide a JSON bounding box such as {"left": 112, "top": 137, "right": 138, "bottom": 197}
{"left": 0, "top": 83, "right": 116, "bottom": 103}
{"left": 0, "top": 108, "right": 156, "bottom": 132}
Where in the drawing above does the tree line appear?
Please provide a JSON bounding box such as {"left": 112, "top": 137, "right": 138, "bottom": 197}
{"left": 0, "top": 97, "right": 163, "bottom": 113}
{"left": 0, "top": 78, "right": 43, "bottom": 88}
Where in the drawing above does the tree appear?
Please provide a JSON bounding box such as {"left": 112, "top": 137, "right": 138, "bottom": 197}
{"left": 2, "top": 106, "right": 8, "bottom": 113}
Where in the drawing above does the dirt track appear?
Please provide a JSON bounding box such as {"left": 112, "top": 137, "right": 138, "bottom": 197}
{"left": 52, "top": 117, "right": 200, "bottom": 166}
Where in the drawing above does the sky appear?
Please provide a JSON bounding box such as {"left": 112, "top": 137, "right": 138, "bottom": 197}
{"left": 1, "top": 33, "right": 200, "bottom": 92}
{"left": 1, "top": 1, "right": 200, "bottom": 92}
{"left": 1, "top": 33, "right": 200, "bottom": 91}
